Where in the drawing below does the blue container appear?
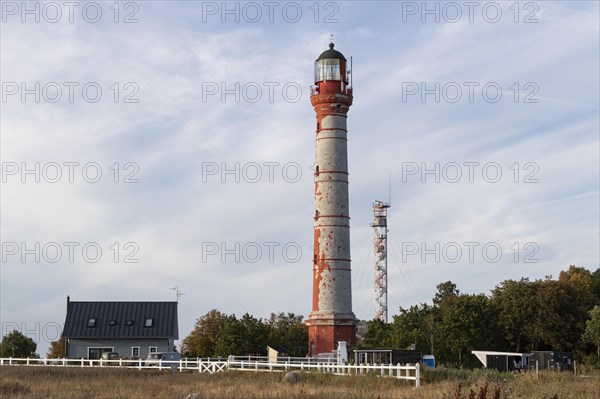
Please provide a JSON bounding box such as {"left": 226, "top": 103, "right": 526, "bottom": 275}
{"left": 422, "top": 355, "right": 435, "bottom": 368}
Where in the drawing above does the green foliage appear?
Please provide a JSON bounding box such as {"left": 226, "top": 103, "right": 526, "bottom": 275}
{"left": 389, "top": 304, "right": 436, "bottom": 354}
{"left": 182, "top": 310, "right": 308, "bottom": 357}
{"left": 356, "top": 266, "right": 600, "bottom": 367}
{"left": 492, "top": 278, "right": 537, "bottom": 352}
{"left": 0, "top": 330, "right": 37, "bottom": 358}
{"left": 361, "top": 319, "right": 393, "bottom": 348}
{"left": 582, "top": 305, "right": 600, "bottom": 363}
{"left": 440, "top": 294, "right": 498, "bottom": 367}
{"left": 180, "top": 266, "right": 599, "bottom": 365}
{"left": 214, "top": 315, "right": 246, "bottom": 356}
{"left": 181, "top": 309, "right": 228, "bottom": 357}
{"left": 266, "top": 312, "right": 307, "bottom": 357}
{"left": 433, "top": 281, "right": 459, "bottom": 307}
{"left": 47, "top": 337, "right": 67, "bottom": 358}
{"left": 592, "top": 268, "right": 600, "bottom": 304}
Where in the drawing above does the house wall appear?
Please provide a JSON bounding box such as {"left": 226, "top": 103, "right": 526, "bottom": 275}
{"left": 67, "top": 338, "right": 175, "bottom": 359}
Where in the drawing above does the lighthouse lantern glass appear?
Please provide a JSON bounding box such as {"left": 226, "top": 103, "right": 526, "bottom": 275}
{"left": 315, "top": 58, "right": 341, "bottom": 82}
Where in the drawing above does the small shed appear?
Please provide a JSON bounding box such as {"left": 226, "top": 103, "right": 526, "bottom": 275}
{"left": 472, "top": 351, "right": 530, "bottom": 371}
{"left": 267, "top": 344, "right": 291, "bottom": 363}
{"left": 530, "top": 351, "right": 573, "bottom": 371}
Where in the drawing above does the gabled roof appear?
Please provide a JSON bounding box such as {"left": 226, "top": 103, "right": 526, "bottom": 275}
{"left": 267, "top": 344, "right": 290, "bottom": 354}
{"left": 62, "top": 301, "right": 178, "bottom": 339}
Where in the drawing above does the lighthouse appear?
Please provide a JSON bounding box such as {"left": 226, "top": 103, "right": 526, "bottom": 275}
{"left": 307, "top": 42, "right": 358, "bottom": 356}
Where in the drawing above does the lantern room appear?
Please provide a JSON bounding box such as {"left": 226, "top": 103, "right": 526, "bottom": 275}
{"left": 314, "top": 43, "right": 348, "bottom": 83}
{"left": 313, "top": 43, "right": 351, "bottom": 97}
{"left": 311, "top": 43, "right": 352, "bottom": 95}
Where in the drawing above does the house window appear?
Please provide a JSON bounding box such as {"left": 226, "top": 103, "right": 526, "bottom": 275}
{"left": 88, "top": 347, "right": 113, "bottom": 359}
{"left": 149, "top": 346, "right": 157, "bottom": 353}
{"left": 108, "top": 320, "right": 116, "bottom": 326}
{"left": 87, "top": 318, "right": 96, "bottom": 328}
{"left": 125, "top": 320, "right": 134, "bottom": 326}
{"left": 132, "top": 347, "right": 140, "bottom": 358}
{"left": 144, "top": 318, "right": 153, "bottom": 328}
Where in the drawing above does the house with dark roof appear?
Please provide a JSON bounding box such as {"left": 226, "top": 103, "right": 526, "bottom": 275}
{"left": 62, "top": 297, "right": 178, "bottom": 359}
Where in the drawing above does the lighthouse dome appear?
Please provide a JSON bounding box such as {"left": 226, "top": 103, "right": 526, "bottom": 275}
{"left": 317, "top": 43, "right": 346, "bottom": 61}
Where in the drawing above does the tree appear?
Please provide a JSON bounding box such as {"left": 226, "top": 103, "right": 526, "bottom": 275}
{"left": 389, "top": 304, "right": 436, "bottom": 355}
{"left": 239, "top": 313, "right": 269, "bottom": 355}
{"left": 214, "top": 315, "right": 245, "bottom": 356}
{"left": 535, "top": 271, "right": 595, "bottom": 352}
{"left": 582, "top": 306, "right": 600, "bottom": 362}
{"left": 362, "top": 319, "right": 392, "bottom": 348}
{"left": 439, "top": 294, "right": 497, "bottom": 367}
{"left": 433, "top": 281, "right": 459, "bottom": 307}
{"left": 492, "top": 278, "right": 538, "bottom": 352}
{"left": 180, "top": 309, "right": 228, "bottom": 357}
{"left": 47, "top": 337, "right": 67, "bottom": 358}
{"left": 282, "top": 322, "right": 308, "bottom": 357}
{"left": 266, "top": 313, "right": 307, "bottom": 356}
{"left": 591, "top": 268, "right": 600, "bottom": 304}
{"left": 0, "top": 331, "right": 37, "bottom": 358}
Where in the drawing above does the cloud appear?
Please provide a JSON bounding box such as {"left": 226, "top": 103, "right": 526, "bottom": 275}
{"left": 1, "top": 1, "right": 598, "bottom": 355}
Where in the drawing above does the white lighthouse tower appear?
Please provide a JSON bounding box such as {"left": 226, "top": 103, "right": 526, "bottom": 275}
{"left": 307, "top": 42, "right": 358, "bottom": 356}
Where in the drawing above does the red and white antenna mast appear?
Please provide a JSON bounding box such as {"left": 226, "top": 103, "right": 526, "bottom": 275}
{"left": 372, "top": 200, "right": 390, "bottom": 323}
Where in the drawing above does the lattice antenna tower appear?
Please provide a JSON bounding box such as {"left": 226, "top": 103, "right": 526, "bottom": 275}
{"left": 372, "top": 200, "right": 390, "bottom": 322}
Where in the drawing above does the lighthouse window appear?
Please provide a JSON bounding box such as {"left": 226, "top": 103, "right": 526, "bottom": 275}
{"left": 315, "top": 59, "right": 341, "bottom": 82}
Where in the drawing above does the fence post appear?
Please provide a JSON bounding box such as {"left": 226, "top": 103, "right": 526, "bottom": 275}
{"left": 415, "top": 363, "right": 420, "bottom": 387}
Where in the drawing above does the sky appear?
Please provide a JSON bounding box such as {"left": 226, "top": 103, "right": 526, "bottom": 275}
{"left": 1, "top": 0, "right": 599, "bottom": 356}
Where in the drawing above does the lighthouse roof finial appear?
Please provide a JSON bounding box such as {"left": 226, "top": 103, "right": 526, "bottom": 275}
{"left": 317, "top": 39, "right": 346, "bottom": 61}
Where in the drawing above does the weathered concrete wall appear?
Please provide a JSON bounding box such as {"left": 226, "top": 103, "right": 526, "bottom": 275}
{"left": 308, "top": 89, "right": 357, "bottom": 355}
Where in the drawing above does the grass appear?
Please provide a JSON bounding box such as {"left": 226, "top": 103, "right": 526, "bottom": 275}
{"left": 0, "top": 366, "right": 598, "bottom": 399}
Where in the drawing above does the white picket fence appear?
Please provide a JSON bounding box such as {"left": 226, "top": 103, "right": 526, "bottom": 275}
{"left": 0, "top": 357, "right": 420, "bottom": 387}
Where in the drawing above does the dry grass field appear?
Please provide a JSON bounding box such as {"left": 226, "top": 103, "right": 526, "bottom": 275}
{"left": 0, "top": 366, "right": 598, "bottom": 399}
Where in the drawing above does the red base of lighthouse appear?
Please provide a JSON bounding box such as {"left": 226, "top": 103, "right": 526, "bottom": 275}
{"left": 307, "top": 317, "right": 356, "bottom": 356}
